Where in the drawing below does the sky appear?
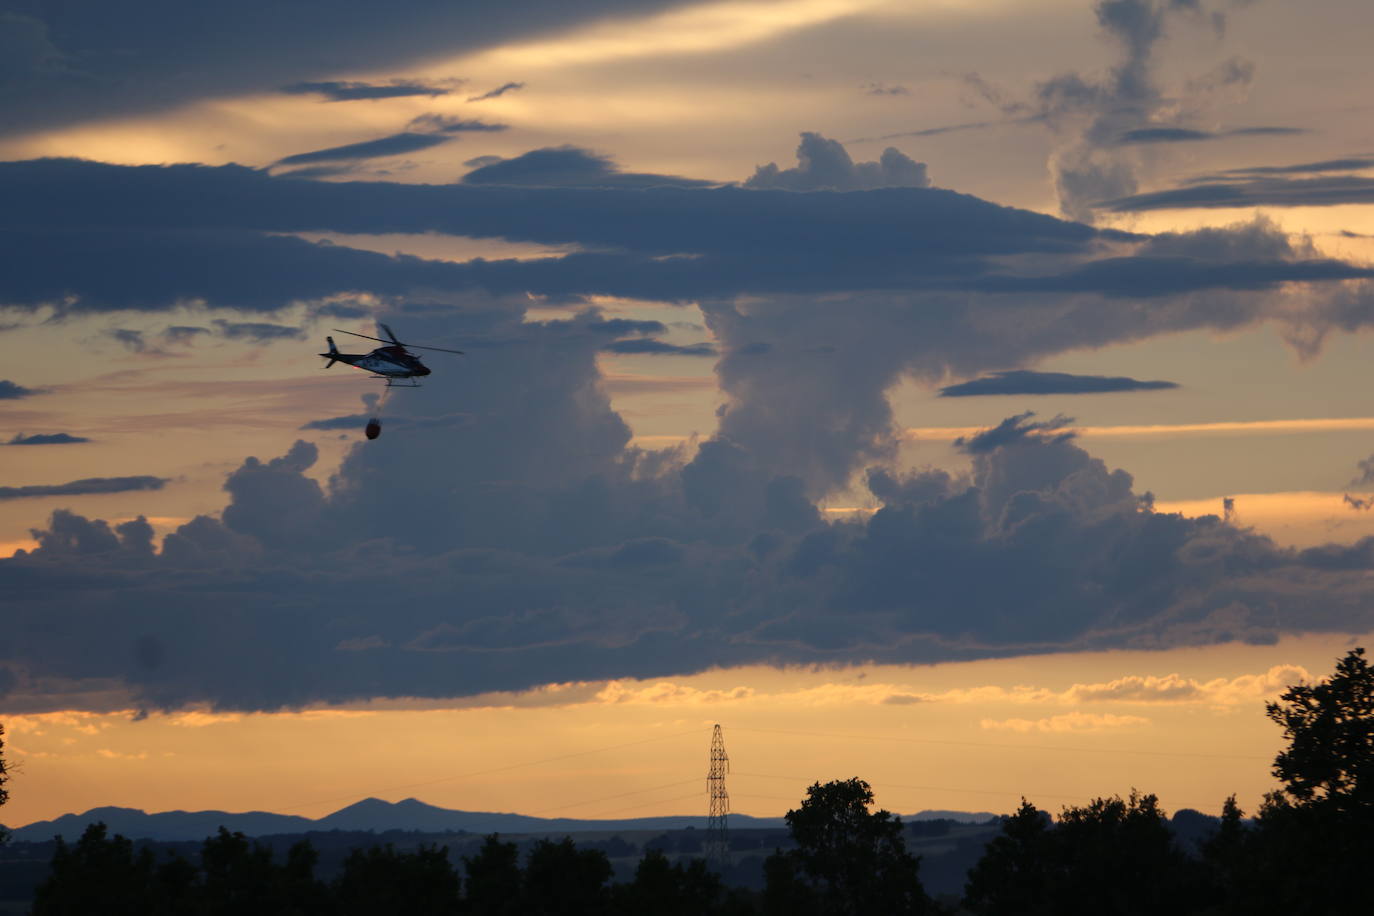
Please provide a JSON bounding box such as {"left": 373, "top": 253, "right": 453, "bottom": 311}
{"left": 5, "top": 0, "right": 1374, "bottom": 830}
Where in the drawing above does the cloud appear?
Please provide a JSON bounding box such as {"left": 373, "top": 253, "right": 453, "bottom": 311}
{"left": 980, "top": 712, "right": 1151, "bottom": 733}
{"left": 467, "top": 81, "right": 526, "bottom": 101}
{"left": 744, "top": 132, "right": 930, "bottom": 191}
{"left": 1100, "top": 175, "right": 1374, "bottom": 211}
{"left": 601, "top": 339, "right": 716, "bottom": 356}
{"left": 281, "top": 80, "right": 455, "bottom": 101}
{"left": 211, "top": 319, "right": 305, "bottom": 341}
{"left": 6, "top": 433, "right": 91, "bottom": 446}
{"left": 940, "top": 370, "right": 1178, "bottom": 397}
{"left": 1115, "top": 125, "right": 1304, "bottom": 144}
{"left": 461, "top": 146, "right": 714, "bottom": 189}
{"left": 0, "top": 380, "right": 41, "bottom": 399}
{"left": 0, "top": 1, "right": 683, "bottom": 138}
{"left": 1214, "top": 157, "right": 1374, "bottom": 177}
{"left": 300, "top": 414, "right": 370, "bottom": 431}
{"left": 275, "top": 132, "right": 454, "bottom": 167}
{"left": 0, "top": 477, "right": 166, "bottom": 501}
{"left": 963, "top": 0, "right": 1270, "bottom": 220}
{"left": 406, "top": 114, "right": 508, "bottom": 134}
{"left": 10, "top": 368, "right": 1374, "bottom": 716}
{"left": 955, "top": 412, "right": 1075, "bottom": 453}
{"left": 863, "top": 82, "right": 909, "bottom": 96}
{"left": 1061, "top": 666, "right": 1309, "bottom": 705}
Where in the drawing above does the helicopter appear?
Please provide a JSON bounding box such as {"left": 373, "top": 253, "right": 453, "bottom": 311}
{"left": 320, "top": 324, "right": 464, "bottom": 440}
{"left": 320, "top": 323, "right": 464, "bottom": 388}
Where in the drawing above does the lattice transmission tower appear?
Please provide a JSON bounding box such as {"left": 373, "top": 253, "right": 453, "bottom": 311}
{"left": 706, "top": 723, "right": 730, "bottom": 866}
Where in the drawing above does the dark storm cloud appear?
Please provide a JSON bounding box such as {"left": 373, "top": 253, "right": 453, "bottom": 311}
{"left": 940, "top": 369, "right": 1178, "bottom": 396}
{"left": 281, "top": 80, "right": 455, "bottom": 102}
{"left": 274, "top": 132, "right": 454, "bottom": 167}
{"left": 461, "top": 146, "right": 714, "bottom": 188}
{"left": 0, "top": 380, "right": 41, "bottom": 399}
{"left": 4, "top": 150, "right": 1373, "bottom": 329}
{"left": 601, "top": 338, "right": 716, "bottom": 356}
{"left": 6, "top": 433, "right": 91, "bottom": 445}
{"left": 467, "top": 81, "right": 526, "bottom": 102}
{"left": 0, "top": 1, "right": 682, "bottom": 138}
{"left": 7, "top": 394, "right": 1373, "bottom": 713}
{"left": 0, "top": 476, "right": 165, "bottom": 501}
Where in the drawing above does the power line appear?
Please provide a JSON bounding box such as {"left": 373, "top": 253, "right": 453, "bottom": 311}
{"left": 726, "top": 725, "right": 1272, "bottom": 762}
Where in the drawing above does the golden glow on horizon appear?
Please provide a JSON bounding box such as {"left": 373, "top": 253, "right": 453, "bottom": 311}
{"left": 6, "top": 642, "right": 1346, "bottom": 828}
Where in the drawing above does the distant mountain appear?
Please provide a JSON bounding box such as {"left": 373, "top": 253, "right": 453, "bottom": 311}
{"left": 7, "top": 797, "right": 783, "bottom": 843}
{"left": 8, "top": 806, "right": 316, "bottom": 843}
{"left": 6, "top": 798, "right": 1002, "bottom": 843}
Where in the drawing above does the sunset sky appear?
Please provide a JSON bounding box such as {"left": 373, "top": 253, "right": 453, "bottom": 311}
{"left": 5, "top": 0, "right": 1374, "bottom": 831}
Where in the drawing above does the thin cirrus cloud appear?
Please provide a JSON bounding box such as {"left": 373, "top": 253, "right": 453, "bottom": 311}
{"left": 907, "top": 416, "right": 1374, "bottom": 442}
{"left": 1114, "top": 126, "right": 1306, "bottom": 145}
{"left": 467, "top": 81, "right": 526, "bottom": 101}
{"left": 274, "top": 132, "right": 455, "bottom": 167}
{"left": 939, "top": 370, "right": 1178, "bottom": 397}
{"left": 6, "top": 433, "right": 91, "bottom": 446}
{"left": 0, "top": 476, "right": 166, "bottom": 501}
{"left": 280, "top": 80, "right": 456, "bottom": 101}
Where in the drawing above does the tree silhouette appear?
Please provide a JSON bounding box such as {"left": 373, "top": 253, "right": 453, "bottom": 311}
{"left": 1266, "top": 646, "right": 1374, "bottom": 812}
{"left": 335, "top": 842, "right": 460, "bottom": 916}
{"left": 765, "top": 777, "right": 929, "bottom": 916}
{"left": 963, "top": 799, "right": 1053, "bottom": 915}
{"left": 32, "top": 823, "right": 156, "bottom": 915}
{"left": 615, "top": 849, "right": 724, "bottom": 916}
{"left": 522, "top": 836, "right": 612, "bottom": 916}
{"left": 0, "top": 724, "right": 9, "bottom": 846}
{"left": 464, "top": 834, "right": 523, "bottom": 916}
{"left": 963, "top": 792, "right": 1206, "bottom": 916}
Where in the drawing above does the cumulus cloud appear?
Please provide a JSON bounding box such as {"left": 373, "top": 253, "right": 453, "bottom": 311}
{"left": 744, "top": 132, "right": 930, "bottom": 191}
{"left": 940, "top": 370, "right": 1178, "bottom": 397}
{"left": 963, "top": 0, "right": 1269, "bottom": 220}
{"left": 980, "top": 712, "right": 1151, "bottom": 733}
{"left": 8, "top": 369, "right": 1374, "bottom": 716}
{"left": 0, "top": 380, "right": 41, "bottom": 399}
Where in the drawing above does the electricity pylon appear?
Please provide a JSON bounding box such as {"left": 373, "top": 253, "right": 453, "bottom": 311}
{"left": 706, "top": 723, "right": 730, "bottom": 868}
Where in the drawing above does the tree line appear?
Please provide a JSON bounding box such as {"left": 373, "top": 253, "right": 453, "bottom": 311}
{"left": 6, "top": 647, "right": 1374, "bottom": 914}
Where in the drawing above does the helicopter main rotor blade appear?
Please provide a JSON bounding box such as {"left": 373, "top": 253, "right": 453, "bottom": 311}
{"left": 332, "top": 328, "right": 392, "bottom": 345}
{"left": 331, "top": 329, "right": 464, "bottom": 354}
{"left": 400, "top": 343, "right": 465, "bottom": 355}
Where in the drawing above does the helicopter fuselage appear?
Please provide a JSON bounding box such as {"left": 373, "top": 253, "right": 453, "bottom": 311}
{"left": 330, "top": 345, "right": 432, "bottom": 379}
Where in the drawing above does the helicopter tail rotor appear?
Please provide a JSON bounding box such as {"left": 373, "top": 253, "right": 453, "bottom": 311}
{"left": 320, "top": 335, "right": 340, "bottom": 368}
